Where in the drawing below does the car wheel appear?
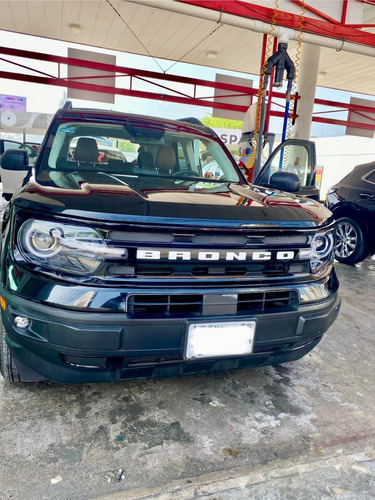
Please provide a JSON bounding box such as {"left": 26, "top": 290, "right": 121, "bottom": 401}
{"left": 334, "top": 217, "right": 368, "bottom": 264}
{"left": 0, "top": 326, "right": 22, "bottom": 383}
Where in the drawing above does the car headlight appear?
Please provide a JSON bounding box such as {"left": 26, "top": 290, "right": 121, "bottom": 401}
{"left": 18, "top": 220, "right": 124, "bottom": 276}
{"left": 310, "top": 228, "right": 335, "bottom": 276}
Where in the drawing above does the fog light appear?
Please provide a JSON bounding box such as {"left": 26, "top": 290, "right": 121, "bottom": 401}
{"left": 14, "top": 316, "right": 30, "bottom": 328}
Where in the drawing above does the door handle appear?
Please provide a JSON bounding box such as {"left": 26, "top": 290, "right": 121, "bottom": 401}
{"left": 360, "top": 193, "right": 375, "bottom": 199}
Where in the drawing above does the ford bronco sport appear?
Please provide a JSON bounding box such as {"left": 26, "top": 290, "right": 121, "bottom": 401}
{"left": 0, "top": 103, "right": 340, "bottom": 383}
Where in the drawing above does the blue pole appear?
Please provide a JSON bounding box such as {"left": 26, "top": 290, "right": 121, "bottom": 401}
{"left": 281, "top": 101, "right": 290, "bottom": 142}
{"left": 279, "top": 101, "right": 290, "bottom": 171}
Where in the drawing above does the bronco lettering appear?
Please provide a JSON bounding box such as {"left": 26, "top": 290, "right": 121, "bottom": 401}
{"left": 136, "top": 249, "right": 297, "bottom": 261}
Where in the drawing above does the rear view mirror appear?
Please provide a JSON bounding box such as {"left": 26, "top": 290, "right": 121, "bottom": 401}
{"left": 0, "top": 149, "right": 31, "bottom": 171}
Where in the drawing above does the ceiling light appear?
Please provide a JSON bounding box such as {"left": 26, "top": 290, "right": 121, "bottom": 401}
{"left": 68, "top": 23, "right": 82, "bottom": 34}
{"left": 206, "top": 51, "right": 218, "bottom": 59}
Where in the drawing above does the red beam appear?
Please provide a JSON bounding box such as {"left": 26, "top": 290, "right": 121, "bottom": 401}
{"left": 311, "top": 115, "right": 375, "bottom": 130}
{"left": 315, "top": 98, "right": 375, "bottom": 115}
{"left": 0, "top": 45, "right": 254, "bottom": 96}
{"left": 2, "top": 67, "right": 374, "bottom": 130}
{"left": 350, "top": 110, "right": 375, "bottom": 123}
{"left": 1, "top": 46, "right": 374, "bottom": 131}
{"left": 0, "top": 44, "right": 296, "bottom": 103}
{"left": 0, "top": 69, "right": 250, "bottom": 113}
{"left": 0, "top": 68, "right": 291, "bottom": 122}
{"left": 176, "top": 0, "right": 375, "bottom": 47}
{"left": 290, "top": 0, "right": 340, "bottom": 25}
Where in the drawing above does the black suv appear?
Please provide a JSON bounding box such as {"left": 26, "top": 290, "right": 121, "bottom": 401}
{"left": 0, "top": 103, "right": 340, "bottom": 384}
{"left": 325, "top": 161, "right": 375, "bottom": 264}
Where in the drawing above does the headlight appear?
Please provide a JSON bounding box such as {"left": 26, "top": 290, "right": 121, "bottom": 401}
{"left": 310, "top": 228, "right": 335, "bottom": 276}
{"left": 18, "top": 220, "right": 124, "bottom": 276}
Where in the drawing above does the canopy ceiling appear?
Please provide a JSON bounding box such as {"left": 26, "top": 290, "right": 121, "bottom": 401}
{"left": 0, "top": 0, "right": 374, "bottom": 94}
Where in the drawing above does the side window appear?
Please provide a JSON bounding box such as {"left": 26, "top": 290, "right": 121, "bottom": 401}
{"left": 3, "top": 140, "right": 22, "bottom": 152}
{"left": 269, "top": 144, "right": 312, "bottom": 187}
{"left": 364, "top": 169, "right": 375, "bottom": 185}
{"left": 199, "top": 142, "right": 223, "bottom": 180}
{"left": 20, "top": 145, "right": 38, "bottom": 164}
{"left": 3, "top": 141, "right": 37, "bottom": 165}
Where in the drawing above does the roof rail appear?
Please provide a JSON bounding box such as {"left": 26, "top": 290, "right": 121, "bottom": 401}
{"left": 62, "top": 101, "right": 73, "bottom": 111}
{"left": 179, "top": 117, "right": 204, "bottom": 126}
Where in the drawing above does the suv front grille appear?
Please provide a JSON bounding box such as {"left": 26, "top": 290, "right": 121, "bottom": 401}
{"left": 104, "top": 227, "right": 311, "bottom": 281}
{"left": 127, "top": 290, "right": 298, "bottom": 318}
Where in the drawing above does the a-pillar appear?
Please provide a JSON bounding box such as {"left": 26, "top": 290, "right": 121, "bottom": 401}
{"left": 293, "top": 43, "right": 321, "bottom": 140}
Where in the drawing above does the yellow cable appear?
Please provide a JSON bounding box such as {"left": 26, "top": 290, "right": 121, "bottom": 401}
{"left": 246, "top": 0, "right": 279, "bottom": 179}
{"left": 286, "top": 0, "right": 305, "bottom": 140}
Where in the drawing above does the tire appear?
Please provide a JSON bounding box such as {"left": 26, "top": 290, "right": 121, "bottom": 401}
{"left": 334, "top": 217, "right": 368, "bottom": 264}
{"left": 0, "top": 326, "right": 22, "bottom": 383}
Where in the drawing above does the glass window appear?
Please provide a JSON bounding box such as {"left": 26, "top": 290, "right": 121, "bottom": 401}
{"left": 364, "top": 168, "right": 375, "bottom": 185}
{"left": 269, "top": 144, "right": 312, "bottom": 187}
{"left": 3, "top": 140, "right": 37, "bottom": 164}
{"left": 3, "top": 140, "right": 23, "bottom": 151}
{"left": 40, "top": 120, "right": 240, "bottom": 185}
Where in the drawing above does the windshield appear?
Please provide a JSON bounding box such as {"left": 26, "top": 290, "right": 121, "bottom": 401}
{"left": 37, "top": 119, "right": 241, "bottom": 187}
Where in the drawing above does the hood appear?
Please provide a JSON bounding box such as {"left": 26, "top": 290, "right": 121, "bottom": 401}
{"left": 14, "top": 170, "right": 332, "bottom": 229}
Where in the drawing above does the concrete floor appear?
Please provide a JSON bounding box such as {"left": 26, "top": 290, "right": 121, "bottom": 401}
{"left": 1, "top": 258, "right": 375, "bottom": 500}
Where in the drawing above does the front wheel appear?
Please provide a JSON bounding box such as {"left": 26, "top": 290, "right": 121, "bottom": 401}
{"left": 0, "top": 326, "right": 22, "bottom": 383}
{"left": 335, "top": 217, "right": 368, "bottom": 264}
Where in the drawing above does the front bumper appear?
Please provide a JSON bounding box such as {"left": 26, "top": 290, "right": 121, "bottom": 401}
{"left": 1, "top": 284, "right": 341, "bottom": 383}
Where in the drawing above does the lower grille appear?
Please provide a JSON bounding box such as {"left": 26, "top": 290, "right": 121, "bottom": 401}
{"left": 127, "top": 290, "right": 298, "bottom": 318}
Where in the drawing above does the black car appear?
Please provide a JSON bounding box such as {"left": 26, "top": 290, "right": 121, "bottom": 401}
{"left": 0, "top": 103, "right": 340, "bottom": 384}
{"left": 325, "top": 161, "right": 375, "bottom": 264}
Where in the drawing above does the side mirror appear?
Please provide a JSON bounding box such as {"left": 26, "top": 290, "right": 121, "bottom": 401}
{"left": 0, "top": 149, "right": 32, "bottom": 200}
{"left": 0, "top": 149, "right": 31, "bottom": 171}
{"left": 269, "top": 171, "right": 300, "bottom": 192}
{"left": 254, "top": 138, "right": 318, "bottom": 198}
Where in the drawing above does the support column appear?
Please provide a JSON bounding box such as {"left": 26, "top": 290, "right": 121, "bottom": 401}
{"left": 293, "top": 43, "right": 321, "bottom": 140}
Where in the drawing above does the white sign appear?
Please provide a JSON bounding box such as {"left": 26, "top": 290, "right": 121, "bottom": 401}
{"left": 213, "top": 74, "right": 252, "bottom": 121}
{"left": 213, "top": 128, "right": 242, "bottom": 148}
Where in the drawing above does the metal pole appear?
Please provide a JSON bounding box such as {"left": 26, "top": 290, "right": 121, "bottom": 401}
{"left": 293, "top": 44, "right": 321, "bottom": 139}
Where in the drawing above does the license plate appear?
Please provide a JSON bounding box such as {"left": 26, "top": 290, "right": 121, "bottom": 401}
{"left": 185, "top": 321, "right": 255, "bottom": 359}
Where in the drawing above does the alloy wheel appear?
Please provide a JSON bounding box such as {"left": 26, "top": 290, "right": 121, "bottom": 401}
{"left": 335, "top": 220, "right": 358, "bottom": 259}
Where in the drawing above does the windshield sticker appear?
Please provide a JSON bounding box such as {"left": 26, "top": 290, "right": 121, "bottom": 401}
{"left": 194, "top": 182, "right": 220, "bottom": 190}
{"left": 60, "top": 126, "right": 76, "bottom": 133}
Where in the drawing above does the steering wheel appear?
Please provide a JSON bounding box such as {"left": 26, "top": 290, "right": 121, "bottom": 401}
{"left": 172, "top": 169, "right": 201, "bottom": 178}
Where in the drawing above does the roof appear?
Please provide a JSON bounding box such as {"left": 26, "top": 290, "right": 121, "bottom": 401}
{"left": 55, "top": 103, "right": 215, "bottom": 136}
